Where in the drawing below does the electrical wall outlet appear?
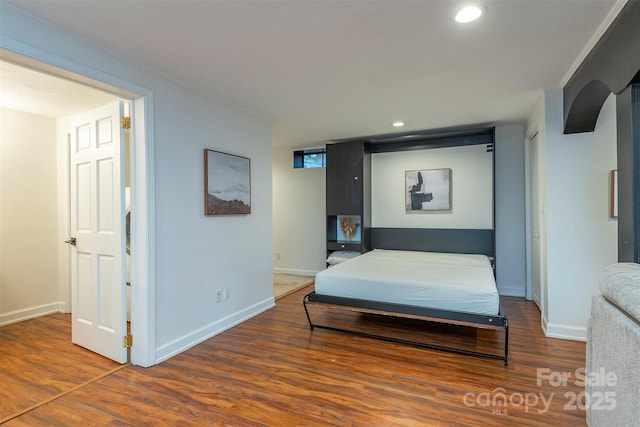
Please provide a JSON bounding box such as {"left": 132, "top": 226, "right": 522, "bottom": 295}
{"left": 224, "top": 287, "right": 230, "bottom": 300}
{"left": 216, "top": 289, "right": 223, "bottom": 303}
{"left": 275, "top": 252, "right": 281, "bottom": 260}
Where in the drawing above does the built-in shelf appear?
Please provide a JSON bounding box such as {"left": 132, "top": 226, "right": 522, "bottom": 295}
{"left": 327, "top": 215, "right": 361, "bottom": 244}
{"left": 325, "top": 141, "right": 371, "bottom": 262}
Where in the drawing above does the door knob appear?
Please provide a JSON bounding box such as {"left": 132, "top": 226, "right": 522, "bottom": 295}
{"left": 65, "top": 237, "right": 77, "bottom": 246}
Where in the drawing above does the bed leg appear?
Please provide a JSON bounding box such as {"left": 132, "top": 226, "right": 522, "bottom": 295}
{"left": 504, "top": 318, "right": 509, "bottom": 366}
{"left": 303, "top": 293, "right": 314, "bottom": 330}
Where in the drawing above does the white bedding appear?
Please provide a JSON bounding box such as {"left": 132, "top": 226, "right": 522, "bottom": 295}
{"left": 314, "top": 249, "right": 499, "bottom": 315}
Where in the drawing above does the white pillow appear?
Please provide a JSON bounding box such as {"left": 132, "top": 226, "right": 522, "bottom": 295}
{"left": 326, "top": 251, "right": 360, "bottom": 265}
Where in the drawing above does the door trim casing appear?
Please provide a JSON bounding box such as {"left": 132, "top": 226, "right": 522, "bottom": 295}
{"left": 1, "top": 39, "right": 156, "bottom": 367}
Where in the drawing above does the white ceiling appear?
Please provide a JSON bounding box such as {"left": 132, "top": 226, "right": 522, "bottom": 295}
{"left": 0, "top": 60, "right": 118, "bottom": 118}
{"left": 2, "top": 0, "right": 621, "bottom": 149}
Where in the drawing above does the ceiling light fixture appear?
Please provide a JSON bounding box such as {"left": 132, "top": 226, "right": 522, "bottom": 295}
{"left": 455, "top": 5, "right": 483, "bottom": 23}
{"left": 392, "top": 121, "right": 405, "bottom": 127}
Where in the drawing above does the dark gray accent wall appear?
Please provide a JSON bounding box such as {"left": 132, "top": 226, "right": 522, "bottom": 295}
{"left": 563, "top": 0, "right": 640, "bottom": 134}
{"left": 616, "top": 84, "right": 640, "bottom": 262}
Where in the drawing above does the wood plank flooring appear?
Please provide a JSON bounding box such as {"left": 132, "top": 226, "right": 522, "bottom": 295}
{"left": 0, "top": 313, "right": 120, "bottom": 420}
{"left": 1, "top": 287, "right": 587, "bottom": 426}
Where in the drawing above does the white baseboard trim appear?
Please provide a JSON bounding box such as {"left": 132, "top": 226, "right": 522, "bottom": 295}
{"left": 543, "top": 321, "right": 587, "bottom": 342}
{"left": 273, "top": 268, "right": 317, "bottom": 277}
{"left": 532, "top": 293, "right": 541, "bottom": 308}
{"left": 155, "top": 297, "right": 276, "bottom": 363}
{"left": 0, "top": 302, "right": 66, "bottom": 327}
{"left": 497, "top": 286, "right": 525, "bottom": 297}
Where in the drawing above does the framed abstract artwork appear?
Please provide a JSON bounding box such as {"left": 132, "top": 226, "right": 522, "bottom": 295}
{"left": 405, "top": 168, "right": 451, "bottom": 212}
{"left": 204, "top": 149, "right": 251, "bottom": 216}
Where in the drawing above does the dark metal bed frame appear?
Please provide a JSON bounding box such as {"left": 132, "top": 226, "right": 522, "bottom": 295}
{"left": 303, "top": 228, "right": 509, "bottom": 365}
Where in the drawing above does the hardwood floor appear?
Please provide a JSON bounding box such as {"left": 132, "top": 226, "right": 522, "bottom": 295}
{"left": 0, "top": 313, "right": 120, "bottom": 421}
{"left": 1, "top": 287, "right": 587, "bottom": 426}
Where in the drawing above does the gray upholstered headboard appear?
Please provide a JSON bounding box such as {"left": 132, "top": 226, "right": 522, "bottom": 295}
{"left": 371, "top": 228, "right": 494, "bottom": 258}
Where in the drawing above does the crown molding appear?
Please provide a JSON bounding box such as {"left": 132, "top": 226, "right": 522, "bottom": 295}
{"left": 560, "top": 0, "right": 629, "bottom": 87}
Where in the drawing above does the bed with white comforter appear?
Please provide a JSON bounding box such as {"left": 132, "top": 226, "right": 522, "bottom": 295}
{"left": 305, "top": 246, "right": 508, "bottom": 364}
{"left": 315, "top": 249, "right": 499, "bottom": 315}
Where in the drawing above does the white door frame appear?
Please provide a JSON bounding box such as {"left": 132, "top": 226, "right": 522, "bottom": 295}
{"left": 1, "top": 41, "right": 156, "bottom": 367}
{"left": 525, "top": 130, "right": 545, "bottom": 312}
{"left": 524, "top": 135, "right": 533, "bottom": 301}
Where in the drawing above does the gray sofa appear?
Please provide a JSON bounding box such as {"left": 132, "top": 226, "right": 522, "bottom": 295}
{"left": 586, "top": 263, "right": 640, "bottom": 427}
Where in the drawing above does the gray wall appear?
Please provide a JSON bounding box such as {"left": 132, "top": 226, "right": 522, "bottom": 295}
{"left": 272, "top": 148, "right": 327, "bottom": 275}
{"left": 495, "top": 124, "right": 526, "bottom": 296}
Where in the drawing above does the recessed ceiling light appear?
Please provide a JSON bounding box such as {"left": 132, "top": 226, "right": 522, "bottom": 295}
{"left": 392, "top": 121, "right": 405, "bottom": 127}
{"left": 455, "top": 5, "right": 483, "bottom": 23}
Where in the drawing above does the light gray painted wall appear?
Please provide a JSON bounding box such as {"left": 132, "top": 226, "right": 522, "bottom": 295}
{"left": 495, "top": 124, "right": 526, "bottom": 296}
{"left": 371, "top": 144, "right": 493, "bottom": 229}
{"left": 272, "top": 148, "right": 326, "bottom": 275}
{"left": 541, "top": 89, "right": 617, "bottom": 341}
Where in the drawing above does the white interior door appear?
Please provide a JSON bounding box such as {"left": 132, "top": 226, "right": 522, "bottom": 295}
{"left": 530, "top": 134, "right": 543, "bottom": 310}
{"left": 69, "top": 101, "right": 127, "bottom": 363}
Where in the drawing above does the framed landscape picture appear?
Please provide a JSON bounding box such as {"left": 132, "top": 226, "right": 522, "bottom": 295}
{"left": 405, "top": 168, "right": 451, "bottom": 212}
{"left": 204, "top": 149, "right": 251, "bottom": 216}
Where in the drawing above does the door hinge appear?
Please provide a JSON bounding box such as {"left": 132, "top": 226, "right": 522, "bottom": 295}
{"left": 121, "top": 116, "right": 131, "bottom": 130}
{"left": 123, "top": 334, "right": 133, "bottom": 348}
